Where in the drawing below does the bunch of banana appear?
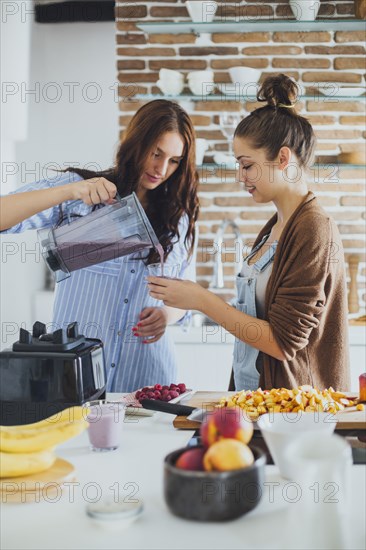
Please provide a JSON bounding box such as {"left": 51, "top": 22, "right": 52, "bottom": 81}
{"left": 0, "top": 406, "right": 88, "bottom": 478}
{"left": 0, "top": 449, "right": 56, "bottom": 478}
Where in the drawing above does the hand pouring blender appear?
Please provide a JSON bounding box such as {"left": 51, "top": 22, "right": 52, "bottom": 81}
{"left": 38, "top": 193, "right": 161, "bottom": 282}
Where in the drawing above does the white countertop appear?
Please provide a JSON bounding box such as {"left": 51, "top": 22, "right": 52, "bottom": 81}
{"left": 2, "top": 394, "right": 366, "bottom": 550}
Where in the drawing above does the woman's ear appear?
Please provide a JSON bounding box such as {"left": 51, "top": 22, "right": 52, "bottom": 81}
{"left": 278, "top": 147, "right": 292, "bottom": 170}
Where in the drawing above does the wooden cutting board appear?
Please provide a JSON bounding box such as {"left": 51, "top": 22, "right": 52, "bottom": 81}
{"left": 0, "top": 457, "right": 75, "bottom": 503}
{"left": 173, "top": 391, "right": 366, "bottom": 431}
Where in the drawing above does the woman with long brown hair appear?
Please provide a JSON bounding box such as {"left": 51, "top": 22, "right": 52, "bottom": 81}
{"left": 148, "top": 76, "right": 350, "bottom": 392}
{"left": 1, "top": 100, "right": 199, "bottom": 392}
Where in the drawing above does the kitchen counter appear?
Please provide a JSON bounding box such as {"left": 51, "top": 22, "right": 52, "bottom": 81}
{"left": 2, "top": 394, "right": 366, "bottom": 550}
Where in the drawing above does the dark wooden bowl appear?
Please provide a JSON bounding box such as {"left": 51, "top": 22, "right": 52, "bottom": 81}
{"left": 164, "top": 445, "right": 266, "bottom": 522}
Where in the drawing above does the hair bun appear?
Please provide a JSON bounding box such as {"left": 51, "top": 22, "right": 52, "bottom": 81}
{"left": 257, "top": 74, "right": 299, "bottom": 108}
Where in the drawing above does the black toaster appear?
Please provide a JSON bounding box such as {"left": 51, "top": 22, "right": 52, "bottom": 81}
{"left": 0, "top": 321, "right": 107, "bottom": 425}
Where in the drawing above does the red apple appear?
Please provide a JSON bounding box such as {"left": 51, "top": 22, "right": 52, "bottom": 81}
{"left": 200, "top": 406, "right": 253, "bottom": 448}
{"left": 175, "top": 447, "right": 206, "bottom": 471}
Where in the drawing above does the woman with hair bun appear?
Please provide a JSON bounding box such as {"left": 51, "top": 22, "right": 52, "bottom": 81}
{"left": 148, "top": 74, "right": 350, "bottom": 392}
{"left": 1, "top": 100, "right": 199, "bottom": 392}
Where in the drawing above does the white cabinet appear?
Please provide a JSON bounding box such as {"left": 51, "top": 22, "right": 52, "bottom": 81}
{"left": 168, "top": 326, "right": 234, "bottom": 391}
{"left": 168, "top": 324, "right": 366, "bottom": 393}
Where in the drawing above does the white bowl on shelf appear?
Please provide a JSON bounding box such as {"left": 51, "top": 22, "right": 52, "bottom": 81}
{"left": 187, "top": 70, "right": 215, "bottom": 96}
{"left": 213, "top": 152, "right": 237, "bottom": 167}
{"left": 289, "top": 0, "right": 320, "bottom": 21}
{"left": 229, "top": 66, "right": 261, "bottom": 87}
{"left": 318, "top": 87, "right": 365, "bottom": 97}
{"left": 156, "top": 68, "right": 184, "bottom": 96}
{"left": 219, "top": 66, "right": 261, "bottom": 97}
{"left": 185, "top": 1, "right": 218, "bottom": 23}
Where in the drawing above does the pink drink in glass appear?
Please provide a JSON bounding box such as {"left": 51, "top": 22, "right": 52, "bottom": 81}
{"left": 146, "top": 263, "right": 180, "bottom": 280}
{"left": 86, "top": 401, "right": 125, "bottom": 452}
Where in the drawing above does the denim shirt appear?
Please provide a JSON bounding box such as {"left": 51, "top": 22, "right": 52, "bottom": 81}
{"left": 232, "top": 235, "right": 278, "bottom": 391}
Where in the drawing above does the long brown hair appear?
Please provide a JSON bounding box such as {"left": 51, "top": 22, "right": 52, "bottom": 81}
{"left": 64, "top": 100, "right": 199, "bottom": 263}
{"left": 234, "top": 74, "right": 316, "bottom": 169}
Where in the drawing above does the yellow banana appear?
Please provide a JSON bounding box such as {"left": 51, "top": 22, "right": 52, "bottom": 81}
{"left": 0, "top": 449, "right": 56, "bottom": 478}
{"left": 0, "top": 418, "right": 88, "bottom": 453}
{"left": 14, "top": 406, "right": 88, "bottom": 431}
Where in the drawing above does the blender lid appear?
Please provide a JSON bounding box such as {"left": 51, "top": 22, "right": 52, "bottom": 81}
{"left": 12, "top": 321, "right": 87, "bottom": 353}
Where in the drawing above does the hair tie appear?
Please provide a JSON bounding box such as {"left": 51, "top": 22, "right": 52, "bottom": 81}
{"left": 278, "top": 103, "right": 296, "bottom": 109}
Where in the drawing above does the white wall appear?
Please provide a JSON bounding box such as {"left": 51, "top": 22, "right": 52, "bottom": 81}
{"left": 0, "top": 19, "right": 119, "bottom": 349}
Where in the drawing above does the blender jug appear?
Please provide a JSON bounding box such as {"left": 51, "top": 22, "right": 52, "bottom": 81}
{"left": 38, "top": 193, "right": 161, "bottom": 283}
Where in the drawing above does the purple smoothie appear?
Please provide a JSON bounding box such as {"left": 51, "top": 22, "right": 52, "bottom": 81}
{"left": 55, "top": 239, "right": 152, "bottom": 272}
{"left": 87, "top": 403, "right": 125, "bottom": 451}
{"left": 156, "top": 243, "right": 165, "bottom": 276}
{"left": 147, "top": 262, "right": 180, "bottom": 280}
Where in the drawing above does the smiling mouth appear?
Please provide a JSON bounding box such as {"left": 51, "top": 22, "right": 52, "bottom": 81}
{"left": 146, "top": 173, "right": 161, "bottom": 183}
{"left": 246, "top": 186, "right": 256, "bottom": 193}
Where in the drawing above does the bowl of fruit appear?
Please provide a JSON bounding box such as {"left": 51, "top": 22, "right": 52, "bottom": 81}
{"left": 119, "top": 383, "right": 191, "bottom": 416}
{"left": 135, "top": 383, "right": 189, "bottom": 404}
{"left": 163, "top": 407, "right": 266, "bottom": 521}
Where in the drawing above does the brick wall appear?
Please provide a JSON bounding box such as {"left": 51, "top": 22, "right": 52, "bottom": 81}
{"left": 115, "top": 1, "right": 366, "bottom": 310}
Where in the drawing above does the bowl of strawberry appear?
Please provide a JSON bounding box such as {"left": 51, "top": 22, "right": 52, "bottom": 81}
{"left": 135, "top": 383, "right": 187, "bottom": 403}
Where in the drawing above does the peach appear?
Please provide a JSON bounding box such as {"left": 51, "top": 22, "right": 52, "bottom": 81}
{"left": 175, "top": 447, "right": 206, "bottom": 471}
{"left": 203, "top": 439, "right": 254, "bottom": 472}
{"left": 200, "top": 406, "right": 253, "bottom": 448}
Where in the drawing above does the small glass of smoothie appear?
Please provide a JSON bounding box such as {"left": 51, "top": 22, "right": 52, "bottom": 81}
{"left": 146, "top": 263, "right": 180, "bottom": 279}
{"left": 86, "top": 400, "right": 126, "bottom": 452}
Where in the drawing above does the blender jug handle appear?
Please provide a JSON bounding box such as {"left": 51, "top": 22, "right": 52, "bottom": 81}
{"left": 59, "top": 192, "right": 122, "bottom": 226}
{"left": 56, "top": 200, "right": 83, "bottom": 227}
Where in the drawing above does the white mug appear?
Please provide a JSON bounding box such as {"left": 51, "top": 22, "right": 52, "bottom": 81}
{"left": 157, "top": 68, "right": 184, "bottom": 96}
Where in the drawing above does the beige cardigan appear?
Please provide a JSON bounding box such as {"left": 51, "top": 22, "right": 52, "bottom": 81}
{"left": 231, "top": 192, "right": 350, "bottom": 391}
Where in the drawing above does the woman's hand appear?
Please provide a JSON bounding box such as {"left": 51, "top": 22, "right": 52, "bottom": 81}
{"left": 69, "top": 177, "right": 117, "bottom": 205}
{"left": 147, "top": 277, "right": 206, "bottom": 311}
{"left": 132, "top": 307, "right": 169, "bottom": 344}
